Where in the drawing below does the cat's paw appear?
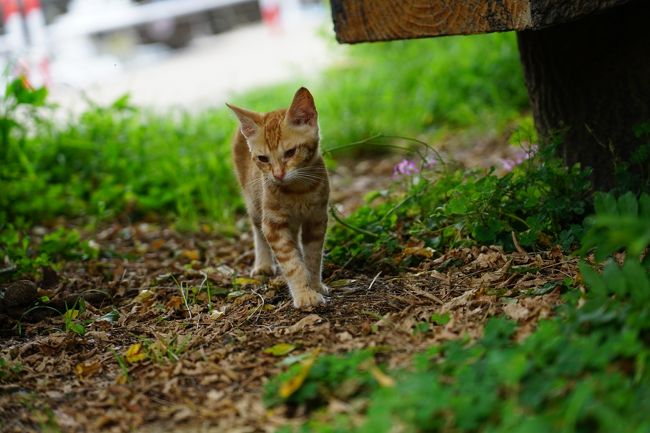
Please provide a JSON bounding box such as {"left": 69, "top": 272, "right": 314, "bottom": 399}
{"left": 315, "top": 283, "right": 330, "bottom": 295}
{"left": 292, "top": 288, "right": 327, "bottom": 309}
{"left": 250, "top": 264, "right": 275, "bottom": 277}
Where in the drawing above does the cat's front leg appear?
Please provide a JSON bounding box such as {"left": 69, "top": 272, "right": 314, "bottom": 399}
{"left": 301, "top": 214, "right": 329, "bottom": 295}
{"left": 263, "top": 219, "right": 325, "bottom": 308}
{"left": 251, "top": 222, "right": 275, "bottom": 277}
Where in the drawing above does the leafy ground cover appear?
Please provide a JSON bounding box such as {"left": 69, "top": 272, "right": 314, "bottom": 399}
{"left": 0, "top": 219, "right": 579, "bottom": 432}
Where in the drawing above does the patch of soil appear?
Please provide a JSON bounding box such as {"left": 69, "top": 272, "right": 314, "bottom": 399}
{"left": 0, "top": 221, "right": 578, "bottom": 433}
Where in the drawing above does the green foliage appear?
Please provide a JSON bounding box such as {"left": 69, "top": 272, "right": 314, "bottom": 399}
{"left": 610, "top": 122, "right": 650, "bottom": 193}
{"left": 0, "top": 87, "right": 240, "bottom": 229}
{"left": 271, "top": 193, "right": 650, "bottom": 433}
{"left": 264, "top": 350, "right": 377, "bottom": 408}
{"left": 327, "top": 146, "right": 592, "bottom": 269}
{"left": 0, "top": 357, "right": 23, "bottom": 382}
{"left": 0, "top": 225, "right": 99, "bottom": 282}
{"left": 62, "top": 298, "right": 87, "bottom": 336}
{"left": 580, "top": 192, "right": 650, "bottom": 263}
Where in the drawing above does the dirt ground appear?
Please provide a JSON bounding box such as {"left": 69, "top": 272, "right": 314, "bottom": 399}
{"left": 0, "top": 152, "right": 577, "bottom": 433}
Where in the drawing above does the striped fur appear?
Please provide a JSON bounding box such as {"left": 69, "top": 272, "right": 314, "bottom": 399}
{"left": 227, "top": 88, "right": 330, "bottom": 308}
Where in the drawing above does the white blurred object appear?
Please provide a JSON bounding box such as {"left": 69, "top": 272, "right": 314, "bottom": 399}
{"left": 2, "top": 0, "right": 27, "bottom": 55}
{"left": 259, "top": 0, "right": 304, "bottom": 31}
{"left": 0, "top": 0, "right": 51, "bottom": 87}
{"left": 23, "top": 0, "right": 50, "bottom": 87}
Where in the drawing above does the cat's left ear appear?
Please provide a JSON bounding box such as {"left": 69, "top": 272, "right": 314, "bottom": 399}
{"left": 285, "top": 87, "right": 318, "bottom": 128}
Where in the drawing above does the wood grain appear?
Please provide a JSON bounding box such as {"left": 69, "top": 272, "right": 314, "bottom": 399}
{"left": 330, "top": 0, "right": 631, "bottom": 43}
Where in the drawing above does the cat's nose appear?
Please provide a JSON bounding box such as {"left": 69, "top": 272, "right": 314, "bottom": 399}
{"left": 273, "top": 171, "right": 285, "bottom": 180}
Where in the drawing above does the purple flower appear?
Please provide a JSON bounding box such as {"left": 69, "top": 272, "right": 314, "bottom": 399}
{"left": 500, "top": 159, "right": 516, "bottom": 172}
{"left": 393, "top": 159, "right": 419, "bottom": 177}
{"left": 500, "top": 145, "right": 538, "bottom": 172}
{"left": 424, "top": 156, "right": 437, "bottom": 168}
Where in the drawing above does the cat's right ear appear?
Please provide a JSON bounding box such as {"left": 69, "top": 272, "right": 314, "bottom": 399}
{"left": 226, "top": 103, "right": 262, "bottom": 139}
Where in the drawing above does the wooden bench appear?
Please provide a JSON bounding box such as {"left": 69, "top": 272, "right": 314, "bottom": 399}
{"left": 329, "top": 0, "right": 650, "bottom": 189}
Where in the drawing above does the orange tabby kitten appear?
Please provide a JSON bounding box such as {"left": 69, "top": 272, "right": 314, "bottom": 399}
{"left": 226, "top": 87, "right": 330, "bottom": 308}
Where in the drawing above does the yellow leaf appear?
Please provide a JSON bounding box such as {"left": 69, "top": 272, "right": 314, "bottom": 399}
{"left": 165, "top": 296, "right": 183, "bottom": 310}
{"left": 279, "top": 350, "right": 319, "bottom": 398}
{"left": 150, "top": 239, "right": 166, "bottom": 250}
{"left": 234, "top": 277, "right": 260, "bottom": 286}
{"left": 329, "top": 279, "right": 356, "bottom": 288}
{"left": 264, "top": 343, "right": 296, "bottom": 356}
{"left": 124, "top": 343, "right": 147, "bottom": 364}
{"left": 64, "top": 309, "right": 80, "bottom": 320}
{"left": 133, "top": 289, "right": 153, "bottom": 303}
{"left": 74, "top": 360, "right": 102, "bottom": 379}
{"left": 182, "top": 249, "right": 200, "bottom": 261}
{"left": 369, "top": 366, "right": 395, "bottom": 387}
{"left": 116, "top": 374, "right": 128, "bottom": 385}
{"left": 403, "top": 246, "right": 434, "bottom": 258}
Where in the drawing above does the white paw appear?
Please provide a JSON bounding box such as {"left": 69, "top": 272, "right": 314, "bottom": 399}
{"left": 292, "top": 288, "right": 327, "bottom": 309}
{"left": 315, "top": 283, "right": 330, "bottom": 295}
{"left": 250, "top": 264, "right": 275, "bottom": 277}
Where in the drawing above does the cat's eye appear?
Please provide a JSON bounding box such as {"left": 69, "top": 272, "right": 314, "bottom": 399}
{"left": 257, "top": 155, "right": 269, "bottom": 163}
{"left": 284, "top": 148, "right": 297, "bottom": 158}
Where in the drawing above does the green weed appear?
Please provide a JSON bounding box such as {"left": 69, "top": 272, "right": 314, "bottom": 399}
{"left": 62, "top": 298, "right": 87, "bottom": 336}
{"left": 142, "top": 334, "right": 191, "bottom": 364}
{"left": 0, "top": 357, "right": 23, "bottom": 381}
{"left": 112, "top": 348, "right": 130, "bottom": 383}
{"left": 0, "top": 225, "right": 99, "bottom": 282}
{"left": 326, "top": 144, "right": 592, "bottom": 270}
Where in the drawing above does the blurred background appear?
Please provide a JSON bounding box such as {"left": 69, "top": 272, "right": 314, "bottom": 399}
{"left": 0, "top": 0, "right": 531, "bottom": 231}
{"left": 1, "top": 0, "right": 334, "bottom": 109}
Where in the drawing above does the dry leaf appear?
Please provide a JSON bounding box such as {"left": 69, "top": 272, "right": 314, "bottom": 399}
{"left": 133, "top": 289, "right": 153, "bottom": 303}
{"left": 285, "top": 314, "right": 323, "bottom": 334}
{"left": 165, "top": 296, "right": 183, "bottom": 310}
{"left": 329, "top": 279, "right": 356, "bottom": 288}
{"left": 403, "top": 246, "right": 434, "bottom": 259}
{"left": 182, "top": 249, "right": 200, "bottom": 261}
{"left": 234, "top": 277, "right": 260, "bottom": 286}
{"left": 74, "top": 359, "right": 102, "bottom": 379}
{"left": 116, "top": 374, "right": 128, "bottom": 385}
{"left": 124, "top": 343, "right": 147, "bottom": 364}
{"left": 150, "top": 239, "right": 165, "bottom": 250}
{"left": 503, "top": 302, "right": 530, "bottom": 321}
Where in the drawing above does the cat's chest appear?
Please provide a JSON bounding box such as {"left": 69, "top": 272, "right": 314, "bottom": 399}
{"left": 276, "top": 198, "right": 318, "bottom": 219}
{"left": 263, "top": 191, "right": 325, "bottom": 221}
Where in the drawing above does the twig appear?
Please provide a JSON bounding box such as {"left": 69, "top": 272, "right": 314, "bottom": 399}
{"left": 367, "top": 271, "right": 382, "bottom": 291}
{"left": 246, "top": 286, "right": 266, "bottom": 322}
{"left": 511, "top": 231, "right": 527, "bottom": 255}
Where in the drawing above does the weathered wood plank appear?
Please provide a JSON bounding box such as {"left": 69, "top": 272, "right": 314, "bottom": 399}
{"left": 331, "top": 0, "right": 632, "bottom": 43}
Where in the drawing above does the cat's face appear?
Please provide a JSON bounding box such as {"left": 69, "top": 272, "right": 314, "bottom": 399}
{"left": 227, "top": 88, "right": 320, "bottom": 185}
